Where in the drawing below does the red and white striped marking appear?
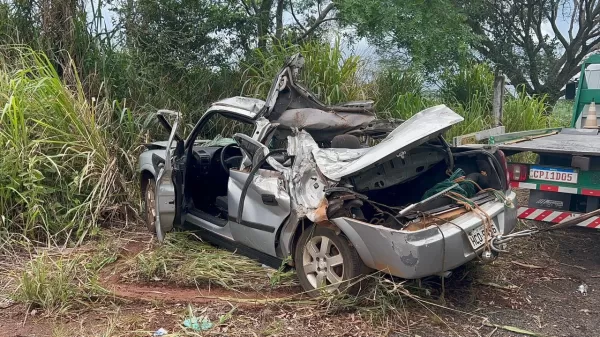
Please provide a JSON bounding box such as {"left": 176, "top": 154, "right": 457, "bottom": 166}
{"left": 510, "top": 181, "right": 580, "bottom": 194}
{"left": 517, "top": 207, "right": 600, "bottom": 228}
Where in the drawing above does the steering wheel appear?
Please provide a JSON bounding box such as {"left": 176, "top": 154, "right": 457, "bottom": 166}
{"left": 220, "top": 143, "right": 242, "bottom": 172}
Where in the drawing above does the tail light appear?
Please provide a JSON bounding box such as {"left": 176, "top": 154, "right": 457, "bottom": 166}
{"left": 508, "top": 164, "right": 528, "bottom": 181}
{"left": 496, "top": 150, "right": 510, "bottom": 189}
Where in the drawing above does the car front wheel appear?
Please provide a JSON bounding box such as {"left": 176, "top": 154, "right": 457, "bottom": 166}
{"left": 294, "top": 225, "right": 366, "bottom": 296}
{"left": 142, "top": 177, "right": 157, "bottom": 234}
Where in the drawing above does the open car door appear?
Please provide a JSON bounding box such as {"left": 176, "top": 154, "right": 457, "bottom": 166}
{"left": 154, "top": 110, "right": 186, "bottom": 241}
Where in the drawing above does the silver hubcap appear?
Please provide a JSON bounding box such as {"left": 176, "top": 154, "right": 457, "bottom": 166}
{"left": 302, "top": 236, "right": 344, "bottom": 291}
{"left": 146, "top": 184, "right": 156, "bottom": 229}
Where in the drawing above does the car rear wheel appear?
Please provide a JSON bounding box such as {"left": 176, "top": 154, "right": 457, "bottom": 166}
{"left": 142, "top": 177, "right": 157, "bottom": 233}
{"left": 294, "top": 225, "right": 366, "bottom": 297}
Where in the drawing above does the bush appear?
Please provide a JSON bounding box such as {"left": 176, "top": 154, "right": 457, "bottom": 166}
{"left": 441, "top": 62, "right": 494, "bottom": 109}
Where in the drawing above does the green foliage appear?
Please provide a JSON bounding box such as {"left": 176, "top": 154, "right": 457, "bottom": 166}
{"left": 0, "top": 47, "right": 140, "bottom": 243}
{"left": 337, "top": 0, "right": 472, "bottom": 72}
{"left": 444, "top": 91, "right": 493, "bottom": 140}
{"left": 373, "top": 68, "right": 434, "bottom": 120}
{"left": 242, "top": 38, "right": 366, "bottom": 105}
{"left": 503, "top": 91, "right": 549, "bottom": 132}
{"left": 118, "top": 0, "right": 249, "bottom": 69}
{"left": 550, "top": 99, "right": 573, "bottom": 128}
{"left": 441, "top": 62, "right": 494, "bottom": 109}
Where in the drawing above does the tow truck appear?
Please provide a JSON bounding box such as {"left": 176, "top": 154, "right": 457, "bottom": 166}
{"left": 456, "top": 54, "right": 600, "bottom": 228}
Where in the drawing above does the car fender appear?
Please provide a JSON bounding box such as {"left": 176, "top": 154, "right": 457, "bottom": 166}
{"left": 138, "top": 149, "right": 165, "bottom": 178}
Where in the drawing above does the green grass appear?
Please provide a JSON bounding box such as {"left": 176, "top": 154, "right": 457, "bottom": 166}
{"left": 14, "top": 252, "right": 110, "bottom": 313}
{"left": 125, "top": 232, "right": 297, "bottom": 290}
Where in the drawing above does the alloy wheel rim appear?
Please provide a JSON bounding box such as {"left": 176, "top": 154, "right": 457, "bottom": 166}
{"left": 302, "top": 236, "right": 344, "bottom": 291}
{"left": 146, "top": 184, "right": 156, "bottom": 229}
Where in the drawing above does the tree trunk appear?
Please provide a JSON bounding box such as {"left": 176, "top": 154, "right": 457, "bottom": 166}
{"left": 275, "top": 0, "right": 283, "bottom": 40}
{"left": 257, "top": 0, "right": 274, "bottom": 49}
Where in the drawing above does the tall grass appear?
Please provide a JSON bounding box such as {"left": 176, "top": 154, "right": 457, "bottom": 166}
{"left": 373, "top": 68, "right": 434, "bottom": 120}
{"left": 503, "top": 90, "right": 550, "bottom": 131}
{"left": 242, "top": 38, "right": 367, "bottom": 105}
{"left": 441, "top": 62, "right": 494, "bottom": 109}
{"left": 0, "top": 47, "right": 140, "bottom": 245}
{"left": 125, "top": 232, "right": 297, "bottom": 290}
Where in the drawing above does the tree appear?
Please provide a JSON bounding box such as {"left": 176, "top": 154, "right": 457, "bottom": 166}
{"left": 336, "top": 0, "right": 473, "bottom": 72}
{"left": 237, "top": 0, "right": 338, "bottom": 49}
{"left": 458, "top": 0, "right": 600, "bottom": 104}
{"left": 342, "top": 0, "right": 600, "bottom": 105}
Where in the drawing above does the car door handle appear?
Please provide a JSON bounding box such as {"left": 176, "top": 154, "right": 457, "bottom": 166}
{"left": 261, "top": 194, "right": 278, "bottom": 206}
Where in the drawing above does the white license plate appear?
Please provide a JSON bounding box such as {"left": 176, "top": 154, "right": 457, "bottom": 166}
{"left": 467, "top": 223, "right": 499, "bottom": 249}
{"left": 529, "top": 166, "right": 578, "bottom": 184}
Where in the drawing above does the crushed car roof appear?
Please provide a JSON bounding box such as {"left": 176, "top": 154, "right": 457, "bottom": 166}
{"left": 207, "top": 96, "right": 266, "bottom": 118}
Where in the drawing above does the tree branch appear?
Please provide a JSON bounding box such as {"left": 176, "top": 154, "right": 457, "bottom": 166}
{"left": 289, "top": 0, "right": 306, "bottom": 32}
{"left": 239, "top": 0, "right": 253, "bottom": 16}
{"left": 294, "top": 2, "right": 335, "bottom": 42}
{"left": 569, "top": 0, "right": 578, "bottom": 41}
{"left": 547, "top": 0, "right": 570, "bottom": 49}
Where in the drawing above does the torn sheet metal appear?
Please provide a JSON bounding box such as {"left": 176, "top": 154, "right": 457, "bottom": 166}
{"left": 283, "top": 130, "right": 330, "bottom": 222}
{"left": 313, "top": 105, "right": 464, "bottom": 181}
{"left": 250, "top": 170, "right": 290, "bottom": 204}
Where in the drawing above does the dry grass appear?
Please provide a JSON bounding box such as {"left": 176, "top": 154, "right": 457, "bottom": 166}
{"left": 123, "top": 232, "right": 298, "bottom": 291}
{"left": 8, "top": 235, "right": 119, "bottom": 314}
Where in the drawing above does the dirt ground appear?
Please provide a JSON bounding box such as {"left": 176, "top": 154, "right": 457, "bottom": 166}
{"left": 2, "top": 189, "right": 600, "bottom": 337}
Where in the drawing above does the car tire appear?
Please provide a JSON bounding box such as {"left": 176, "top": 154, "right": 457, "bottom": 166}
{"left": 294, "top": 225, "right": 366, "bottom": 297}
{"left": 142, "top": 177, "right": 157, "bottom": 234}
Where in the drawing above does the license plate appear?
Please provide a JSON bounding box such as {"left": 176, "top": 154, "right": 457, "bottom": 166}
{"left": 467, "top": 223, "right": 499, "bottom": 249}
{"left": 529, "top": 166, "right": 578, "bottom": 184}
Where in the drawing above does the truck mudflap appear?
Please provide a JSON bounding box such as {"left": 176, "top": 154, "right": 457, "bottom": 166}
{"left": 330, "top": 191, "right": 517, "bottom": 279}
{"left": 517, "top": 207, "right": 600, "bottom": 228}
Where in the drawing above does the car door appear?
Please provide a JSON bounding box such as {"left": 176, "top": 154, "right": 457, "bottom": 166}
{"left": 227, "top": 133, "right": 291, "bottom": 257}
{"left": 155, "top": 110, "right": 186, "bottom": 241}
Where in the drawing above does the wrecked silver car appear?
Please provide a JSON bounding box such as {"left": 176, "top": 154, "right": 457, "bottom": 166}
{"left": 138, "top": 54, "right": 517, "bottom": 295}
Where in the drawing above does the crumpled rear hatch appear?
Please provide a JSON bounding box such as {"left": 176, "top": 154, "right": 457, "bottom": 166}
{"left": 312, "top": 105, "right": 464, "bottom": 181}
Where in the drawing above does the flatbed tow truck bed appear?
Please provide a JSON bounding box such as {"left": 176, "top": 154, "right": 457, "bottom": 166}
{"left": 497, "top": 130, "right": 600, "bottom": 156}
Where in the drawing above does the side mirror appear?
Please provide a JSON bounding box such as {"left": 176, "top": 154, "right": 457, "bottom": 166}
{"left": 565, "top": 82, "right": 577, "bottom": 100}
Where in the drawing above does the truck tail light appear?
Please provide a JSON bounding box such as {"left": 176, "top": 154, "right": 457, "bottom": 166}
{"left": 508, "top": 164, "right": 528, "bottom": 181}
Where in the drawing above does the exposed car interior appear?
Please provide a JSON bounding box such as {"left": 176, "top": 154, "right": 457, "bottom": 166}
{"left": 185, "top": 142, "right": 243, "bottom": 221}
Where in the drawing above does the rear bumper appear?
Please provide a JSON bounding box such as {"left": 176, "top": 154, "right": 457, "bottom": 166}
{"left": 332, "top": 191, "right": 518, "bottom": 279}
